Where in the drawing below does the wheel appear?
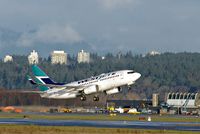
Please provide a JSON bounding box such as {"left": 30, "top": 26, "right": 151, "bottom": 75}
{"left": 80, "top": 96, "right": 86, "bottom": 101}
{"left": 93, "top": 96, "right": 99, "bottom": 101}
{"left": 128, "top": 86, "right": 132, "bottom": 90}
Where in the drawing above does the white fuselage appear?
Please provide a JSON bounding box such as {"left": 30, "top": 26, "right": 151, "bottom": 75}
{"left": 42, "top": 70, "right": 141, "bottom": 99}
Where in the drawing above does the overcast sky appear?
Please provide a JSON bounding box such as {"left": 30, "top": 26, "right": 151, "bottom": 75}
{"left": 0, "top": 0, "right": 200, "bottom": 57}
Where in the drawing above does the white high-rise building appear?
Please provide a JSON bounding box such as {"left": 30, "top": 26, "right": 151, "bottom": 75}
{"left": 3, "top": 55, "right": 13, "bottom": 63}
{"left": 28, "top": 50, "right": 39, "bottom": 65}
{"left": 148, "top": 51, "right": 161, "bottom": 56}
{"left": 77, "top": 50, "right": 90, "bottom": 63}
{"left": 51, "top": 50, "right": 67, "bottom": 64}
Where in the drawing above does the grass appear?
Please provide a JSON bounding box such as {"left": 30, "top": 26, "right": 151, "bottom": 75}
{"left": 0, "top": 125, "right": 199, "bottom": 134}
{"left": 0, "top": 113, "right": 200, "bottom": 123}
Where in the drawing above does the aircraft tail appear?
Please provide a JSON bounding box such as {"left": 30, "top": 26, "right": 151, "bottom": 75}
{"left": 31, "top": 65, "right": 56, "bottom": 91}
{"left": 29, "top": 65, "right": 65, "bottom": 91}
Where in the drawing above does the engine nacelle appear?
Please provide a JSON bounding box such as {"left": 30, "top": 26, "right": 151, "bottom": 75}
{"left": 83, "top": 85, "right": 97, "bottom": 95}
{"left": 106, "top": 87, "right": 121, "bottom": 95}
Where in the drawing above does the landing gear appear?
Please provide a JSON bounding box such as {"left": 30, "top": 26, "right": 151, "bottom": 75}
{"left": 80, "top": 96, "right": 86, "bottom": 101}
{"left": 79, "top": 93, "right": 99, "bottom": 101}
{"left": 93, "top": 96, "right": 99, "bottom": 101}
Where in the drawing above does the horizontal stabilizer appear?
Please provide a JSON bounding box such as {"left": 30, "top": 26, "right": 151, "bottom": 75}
{"left": 27, "top": 75, "right": 37, "bottom": 85}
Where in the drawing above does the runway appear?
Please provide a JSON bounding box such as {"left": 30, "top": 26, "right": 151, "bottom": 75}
{"left": 0, "top": 118, "right": 200, "bottom": 131}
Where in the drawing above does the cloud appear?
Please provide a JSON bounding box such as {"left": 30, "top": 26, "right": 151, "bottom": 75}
{"left": 98, "top": 0, "right": 135, "bottom": 10}
{"left": 118, "top": 27, "right": 129, "bottom": 33}
{"left": 18, "top": 24, "right": 82, "bottom": 47}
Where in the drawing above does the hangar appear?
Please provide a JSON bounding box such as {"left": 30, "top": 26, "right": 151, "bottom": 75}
{"left": 166, "top": 92, "right": 200, "bottom": 108}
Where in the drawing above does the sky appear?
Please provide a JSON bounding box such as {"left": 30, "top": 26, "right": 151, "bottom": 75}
{"left": 0, "top": 0, "right": 200, "bottom": 57}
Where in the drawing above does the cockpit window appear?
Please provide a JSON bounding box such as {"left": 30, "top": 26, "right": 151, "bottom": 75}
{"left": 127, "top": 71, "right": 134, "bottom": 74}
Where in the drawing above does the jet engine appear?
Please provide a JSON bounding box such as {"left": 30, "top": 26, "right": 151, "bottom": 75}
{"left": 106, "top": 87, "right": 122, "bottom": 95}
{"left": 83, "top": 85, "right": 98, "bottom": 95}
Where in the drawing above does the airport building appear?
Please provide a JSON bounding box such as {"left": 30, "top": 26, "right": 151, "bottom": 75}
{"left": 152, "top": 93, "right": 159, "bottom": 107}
{"left": 77, "top": 50, "right": 90, "bottom": 63}
{"left": 3, "top": 55, "right": 13, "bottom": 63}
{"left": 166, "top": 92, "right": 200, "bottom": 108}
{"left": 51, "top": 50, "right": 67, "bottom": 64}
{"left": 28, "top": 50, "right": 39, "bottom": 65}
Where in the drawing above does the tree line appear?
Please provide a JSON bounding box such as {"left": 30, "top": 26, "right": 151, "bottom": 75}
{"left": 0, "top": 52, "right": 200, "bottom": 99}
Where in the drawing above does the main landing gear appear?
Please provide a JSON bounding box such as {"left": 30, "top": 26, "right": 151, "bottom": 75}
{"left": 80, "top": 95, "right": 99, "bottom": 101}
{"left": 93, "top": 96, "right": 99, "bottom": 101}
{"left": 80, "top": 96, "right": 86, "bottom": 101}
{"left": 128, "top": 85, "right": 132, "bottom": 90}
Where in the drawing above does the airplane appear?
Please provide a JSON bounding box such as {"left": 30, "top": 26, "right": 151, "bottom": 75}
{"left": 28, "top": 65, "right": 141, "bottom": 101}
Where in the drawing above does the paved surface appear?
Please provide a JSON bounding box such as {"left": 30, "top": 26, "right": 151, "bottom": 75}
{"left": 0, "top": 118, "right": 200, "bottom": 131}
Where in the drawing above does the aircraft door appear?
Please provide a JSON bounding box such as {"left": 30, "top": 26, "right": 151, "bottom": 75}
{"left": 120, "top": 72, "right": 123, "bottom": 79}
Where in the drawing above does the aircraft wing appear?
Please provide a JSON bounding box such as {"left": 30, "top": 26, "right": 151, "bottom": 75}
{"left": 47, "top": 84, "right": 98, "bottom": 96}
{"left": 41, "top": 83, "right": 86, "bottom": 90}
{"left": 33, "top": 82, "right": 96, "bottom": 95}
{"left": 41, "top": 85, "right": 97, "bottom": 99}
{"left": 28, "top": 75, "right": 97, "bottom": 95}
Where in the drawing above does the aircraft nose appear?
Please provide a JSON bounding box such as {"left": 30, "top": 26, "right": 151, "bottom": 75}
{"left": 134, "top": 72, "right": 141, "bottom": 80}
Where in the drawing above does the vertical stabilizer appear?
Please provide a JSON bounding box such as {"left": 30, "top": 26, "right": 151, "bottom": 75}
{"left": 31, "top": 65, "right": 50, "bottom": 91}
